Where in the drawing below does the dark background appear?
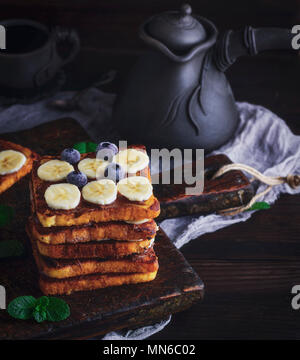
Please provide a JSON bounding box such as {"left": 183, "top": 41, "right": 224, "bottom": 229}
{"left": 1, "top": 0, "right": 300, "bottom": 50}
{"left": 1, "top": 0, "right": 300, "bottom": 340}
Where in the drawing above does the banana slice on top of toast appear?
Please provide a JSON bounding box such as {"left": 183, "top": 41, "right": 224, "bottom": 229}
{"left": 38, "top": 160, "right": 74, "bottom": 182}
{"left": 117, "top": 176, "right": 153, "bottom": 202}
{"left": 78, "top": 158, "right": 109, "bottom": 179}
{"left": 0, "top": 150, "right": 26, "bottom": 175}
{"left": 82, "top": 179, "right": 117, "bottom": 205}
{"left": 113, "top": 149, "right": 149, "bottom": 174}
{"left": 45, "top": 183, "right": 81, "bottom": 210}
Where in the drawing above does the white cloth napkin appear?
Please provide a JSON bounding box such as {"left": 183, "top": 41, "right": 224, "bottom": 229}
{"left": 1, "top": 91, "right": 299, "bottom": 340}
{"left": 160, "top": 102, "right": 300, "bottom": 249}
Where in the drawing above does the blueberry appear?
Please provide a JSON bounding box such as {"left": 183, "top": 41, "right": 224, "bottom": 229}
{"left": 61, "top": 148, "right": 81, "bottom": 164}
{"left": 67, "top": 171, "right": 88, "bottom": 187}
{"left": 104, "top": 163, "right": 125, "bottom": 182}
{"left": 96, "top": 142, "right": 118, "bottom": 162}
{"left": 96, "top": 148, "right": 115, "bottom": 162}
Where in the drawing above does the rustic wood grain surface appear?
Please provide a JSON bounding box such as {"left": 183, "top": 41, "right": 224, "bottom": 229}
{"left": 154, "top": 154, "right": 254, "bottom": 220}
{"left": 1, "top": 33, "right": 300, "bottom": 338}
{"left": 60, "top": 48, "right": 300, "bottom": 340}
{"left": 0, "top": 119, "right": 204, "bottom": 339}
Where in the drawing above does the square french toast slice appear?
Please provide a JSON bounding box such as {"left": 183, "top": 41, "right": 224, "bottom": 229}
{"left": 26, "top": 221, "right": 155, "bottom": 259}
{"left": 30, "top": 145, "right": 160, "bottom": 227}
{"left": 29, "top": 215, "right": 158, "bottom": 245}
{"left": 39, "top": 271, "right": 158, "bottom": 295}
{"left": 0, "top": 139, "right": 37, "bottom": 194}
{"left": 30, "top": 234, "right": 158, "bottom": 279}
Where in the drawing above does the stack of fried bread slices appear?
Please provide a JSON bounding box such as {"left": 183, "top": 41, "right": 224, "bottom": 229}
{"left": 27, "top": 144, "right": 160, "bottom": 295}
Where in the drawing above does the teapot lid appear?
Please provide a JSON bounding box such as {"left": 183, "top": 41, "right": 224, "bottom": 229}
{"left": 145, "top": 4, "right": 207, "bottom": 52}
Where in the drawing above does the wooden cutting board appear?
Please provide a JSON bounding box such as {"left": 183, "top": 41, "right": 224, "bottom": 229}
{"left": 0, "top": 118, "right": 203, "bottom": 340}
{"left": 154, "top": 156, "right": 254, "bottom": 220}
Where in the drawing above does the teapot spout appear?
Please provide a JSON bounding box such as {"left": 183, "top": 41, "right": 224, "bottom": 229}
{"left": 214, "top": 26, "right": 294, "bottom": 72}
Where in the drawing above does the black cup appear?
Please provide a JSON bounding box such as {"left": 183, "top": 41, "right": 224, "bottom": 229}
{"left": 0, "top": 19, "right": 80, "bottom": 92}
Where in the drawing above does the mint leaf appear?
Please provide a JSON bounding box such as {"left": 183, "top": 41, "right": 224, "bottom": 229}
{"left": 246, "top": 201, "right": 270, "bottom": 212}
{"left": 7, "top": 295, "right": 70, "bottom": 323}
{"left": 73, "top": 142, "right": 87, "bottom": 154}
{"left": 46, "top": 297, "right": 70, "bottom": 322}
{"left": 34, "top": 296, "right": 49, "bottom": 312}
{"left": 7, "top": 296, "right": 37, "bottom": 320}
{"left": 73, "top": 141, "right": 97, "bottom": 154}
{"left": 86, "top": 142, "right": 97, "bottom": 153}
{"left": 0, "top": 240, "right": 25, "bottom": 258}
{"left": 33, "top": 309, "right": 47, "bottom": 323}
{"left": 0, "top": 204, "right": 14, "bottom": 227}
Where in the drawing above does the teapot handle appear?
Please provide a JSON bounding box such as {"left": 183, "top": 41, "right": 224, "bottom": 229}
{"left": 214, "top": 26, "right": 294, "bottom": 72}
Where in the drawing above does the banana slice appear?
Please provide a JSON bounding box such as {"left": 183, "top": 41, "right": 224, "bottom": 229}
{"left": 78, "top": 158, "right": 109, "bottom": 179}
{"left": 82, "top": 179, "right": 117, "bottom": 205}
{"left": 0, "top": 150, "right": 26, "bottom": 175}
{"left": 147, "top": 237, "right": 155, "bottom": 248}
{"left": 113, "top": 149, "right": 149, "bottom": 174}
{"left": 45, "top": 183, "right": 81, "bottom": 210}
{"left": 117, "top": 176, "right": 152, "bottom": 202}
{"left": 38, "top": 160, "right": 74, "bottom": 182}
{"left": 125, "top": 219, "right": 150, "bottom": 224}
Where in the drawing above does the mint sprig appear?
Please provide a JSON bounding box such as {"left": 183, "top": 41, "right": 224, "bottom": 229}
{"left": 73, "top": 141, "right": 97, "bottom": 154}
{"left": 33, "top": 310, "right": 47, "bottom": 323}
{"left": 45, "top": 297, "right": 70, "bottom": 322}
{"left": 7, "top": 296, "right": 36, "bottom": 320}
{"left": 0, "top": 239, "right": 25, "bottom": 258}
{"left": 7, "top": 296, "right": 70, "bottom": 323}
{"left": 86, "top": 141, "right": 97, "bottom": 153}
{"left": 0, "top": 204, "right": 14, "bottom": 227}
{"left": 73, "top": 142, "right": 86, "bottom": 154}
{"left": 246, "top": 201, "right": 270, "bottom": 212}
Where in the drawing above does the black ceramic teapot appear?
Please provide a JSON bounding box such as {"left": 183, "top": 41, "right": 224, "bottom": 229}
{"left": 113, "top": 4, "right": 294, "bottom": 151}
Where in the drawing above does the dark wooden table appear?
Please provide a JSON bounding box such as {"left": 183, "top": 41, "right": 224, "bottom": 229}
{"left": 62, "top": 48, "right": 300, "bottom": 339}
